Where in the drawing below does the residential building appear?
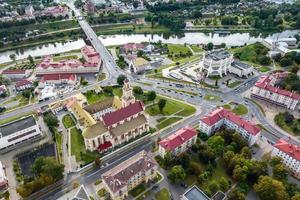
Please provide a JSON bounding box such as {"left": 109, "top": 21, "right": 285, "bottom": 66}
{"left": 36, "top": 46, "right": 102, "bottom": 76}
{"left": 69, "top": 80, "right": 149, "bottom": 152}
{"left": 39, "top": 74, "right": 77, "bottom": 88}
{"left": 128, "top": 57, "right": 151, "bottom": 74}
{"left": 72, "top": 185, "right": 90, "bottom": 200}
{"left": 0, "top": 85, "right": 7, "bottom": 96}
{"left": 199, "top": 107, "right": 261, "bottom": 146}
{"left": 15, "top": 79, "right": 33, "bottom": 91}
{"left": 159, "top": 126, "right": 197, "bottom": 158}
{"left": 229, "top": 61, "right": 254, "bottom": 78}
{"left": 2, "top": 69, "right": 31, "bottom": 79}
{"left": 251, "top": 73, "right": 300, "bottom": 110}
{"left": 0, "top": 116, "right": 42, "bottom": 153}
{"left": 271, "top": 139, "right": 300, "bottom": 179}
{"left": 102, "top": 150, "right": 157, "bottom": 200}
{"left": 120, "top": 43, "right": 145, "bottom": 54}
{"left": 85, "top": 0, "right": 96, "bottom": 13}
{"left": 182, "top": 185, "right": 210, "bottom": 200}
{"left": 40, "top": 6, "right": 69, "bottom": 18}
{"left": 199, "top": 50, "right": 233, "bottom": 77}
{"left": 0, "top": 161, "right": 8, "bottom": 191}
{"left": 39, "top": 84, "right": 57, "bottom": 101}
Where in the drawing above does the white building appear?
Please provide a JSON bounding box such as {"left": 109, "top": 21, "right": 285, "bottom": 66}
{"left": 0, "top": 116, "right": 42, "bottom": 153}
{"left": 251, "top": 73, "right": 300, "bottom": 110}
{"left": 102, "top": 150, "right": 157, "bottom": 200}
{"left": 199, "top": 50, "right": 233, "bottom": 77}
{"left": 0, "top": 161, "right": 8, "bottom": 191}
{"left": 2, "top": 69, "right": 31, "bottom": 79}
{"left": 128, "top": 57, "right": 151, "bottom": 74}
{"left": 199, "top": 107, "right": 261, "bottom": 146}
{"left": 229, "top": 61, "right": 254, "bottom": 78}
{"left": 159, "top": 126, "right": 197, "bottom": 158}
{"left": 271, "top": 139, "right": 300, "bottom": 179}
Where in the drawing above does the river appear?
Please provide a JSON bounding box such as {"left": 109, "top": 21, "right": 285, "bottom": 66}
{"left": 0, "top": 30, "right": 299, "bottom": 64}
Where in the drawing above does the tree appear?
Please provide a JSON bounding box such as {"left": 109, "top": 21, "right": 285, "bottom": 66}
{"left": 117, "top": 75, "right": 126, "bottom": 86}
{"left": 133, "top": 86, "right": 143, "bottom": 95}
{"left": 219, "top": 177, "right": 229, "bottom": 192}
{"left": 147, "top": 91, "right": 156, "bottom": 104}
{"left": 22, "top": 89, "right": 32, "bottom": 99}
{"left": 198, "top": 144, "right": 216, "bottom": 164}
{"left": 158, "top": 99, "right": 167, "bottom": 113}
{"left": 273, "top": 163, "right": 288, "bottom": 181}
{"left": 208, "top": 180, "right": 219, "bottom": 195}
{"left": 227, "top": 188, "right": 245, "bottom": 200}
{"left": 168, "top": 165, "right": 186, "bottom": 184}
{"left": 43, "top": 112, "right": 59, "bottom": 127}
{"left": 103, "top": 86, "right": 113, "bottom": 95}
{"left": 188, "top": 161, "right": 202, "bottom": 176}
{"left": 9, "top": 54, "right": 16, "bottom": 62}
{"left": 28, "top": 55, "right": 34, "bottom": 64}
{"left": 164, "top": 151, "right": 173, "bottom": 167}
{"left": 207, "top": 42, "right": 214, "bottom": 50}
{"left": 254, "top": 176, "right": 289, "bottom": 200}
{"left": 270, "top": 156, "right": 283, "bottom": 167}
{"left": 280, "top": 57, "right": 293, "bottom": 67}
{"left": 292, "top": 194, "right": 300, "bottom": 200}
{"left": 207, "top": 136, "right": 225, "bottom": 155}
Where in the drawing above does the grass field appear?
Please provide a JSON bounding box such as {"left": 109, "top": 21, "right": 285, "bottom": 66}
{"left": 85, "top": 87, "right": 122, "bottom": 104}
{"left": 155, "top": 188, "right": 170, "bottom": 200}
{"left": 274, "top": 112, "right": 300, "bottom": 135}
{"left": 54, "top": 128, "right": 63, "bottom": 163}
{"left": 204, "top": 94, "right": 221, "bottom": 101}
{"left": 70, "top": 128, "right": 99, "bottom": 164}
{"left": 190, "top": 45, "right": 203, "bottom": 53}
{"left": 156, "top": 117, "right": 182, "bottom": 130}
{"left": 232, "top": 104, "right": 248, "bottom": 115}
{"left": 129, "top": 184, "right": 146, "bottom": 197}
{"left": 167, "top": 44, "right": 190, "bottom": 54}
{"left": 258, "top": 66, "right": 271, "bottom": 72}
{"left": 62, "top": 114, "right": 75, "bottom": 128}
{"left": 228, "top": 80, "right": 242, "bottom": 88}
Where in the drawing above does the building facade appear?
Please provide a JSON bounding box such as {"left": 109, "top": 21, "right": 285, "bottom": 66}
{"left": 199, "top": 107, "right": 260, "bottom": 146}
{"left": 271, "top": 139, "right": 300, "bottom": 179}
{"left": 2, "top": 69, "right": 31, "bottom": 79}
{"left": 39, "top": 74, "right": 77, "bottom": 88}
{"left": 15, "top": 79, "right": 33, "bottom": 92}
{"left": 159, "top": 126, "right": 197, "bottom": 158}
{"left": 251, "top": 73, "right": 300, "bottom": 110}
{"left": 102, "top": 150, "right": 157, "bottom": 200}
{"left": 0, "top": 116, "right": 42, "bottom": 153}
{"left": 0, "top": 161, "right": 8, "bottom": 192}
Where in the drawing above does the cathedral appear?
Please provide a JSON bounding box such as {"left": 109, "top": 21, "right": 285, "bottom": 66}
{"left": 70, "top": 79, "right": 149, "bottom": 152}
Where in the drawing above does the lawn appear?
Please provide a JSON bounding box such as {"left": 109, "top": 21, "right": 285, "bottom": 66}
{"left": 204, "top": 94, "right": 221, "bottom": 101}
{"left": 228, "top": 80, "right": 242, "bottom": 88}
{"left": 70, "top": 128, "right": 99, "bottom": 164}
{"left": 222, "top": 104, "right": 231, "bottom": 110}
{"left": 0, "top": 111, "right": 34, "bottom": 125}
{"left": 129, "top": 184, "right": 146, "bottom": 197}
{"left": 156, "top": 117, "right": 182, "bottom": 130}
{"left": 232, "top": 104, "right": 248, "bottom": 115}
{"left": 190, "top": 45, "right": 203, "bottom": 53}
{"left": 52, "top": 54, "right": 78, "bottom": 61}
{"left": 145, "top": 97, "right": 196, "bottom": 117}
{"left": 155, "top": 188, "right": 170, "bottom": 200}
{"left": 85, "top": 87, "right": 122, "bottom": 104}
{"left": 167, "top": 44, "right": 190, "bottom": 54}
{"left": 62, "top": 114, "right": 75, "bottom": 128}
{"left": 1, "top": 93, "right": 30, "bottom": 112}
{"left": 258, "top": 66, "right": 271, "bottom": 72}
{"left": 97, "top": 188, "right": 107, "bottom": 197}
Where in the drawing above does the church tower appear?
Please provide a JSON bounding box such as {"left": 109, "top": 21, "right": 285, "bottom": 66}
{"left": 121, "top": 79, "right": 135, "bottom": 107}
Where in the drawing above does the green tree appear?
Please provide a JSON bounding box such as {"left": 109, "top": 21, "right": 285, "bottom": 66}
{"left": 103, "top": 86, "right": 113, "bottom": 95}
{"left": 22, "top": 89, "right": 32, "bottom": 99}
{"left": 133, "top": 86, "right": 143, "bottom": 95}
{"left": 117, "top": 75, "right": 126, "bottom": 86}
{"left": 164, "top": 151, "right": 173, "bottom": 167}
{"left": 208, "top": 180, "right": 219, "bottom": 195}
{"left": 188, "top": 161, "right": 202, "bottom": 176}
{"left": 28, "top": 55, "right": 34, "bottom": 64}
{"left": 273, "top": 163, "right": 288, "bottom": 181}
{"left": 198, "top": 144, "right": 216, "bottom": 164}
{"left": 43, "top": 112, "right": 59, "bottom": 127}
{"left": 168, "top": 165, "right": 186, "bottom": 184}
{"left": 227, "top": 188, "right": 245, "bottom": 200}
{"left": 147, "top": 91, "right": 156, "bottom": 104}
{"left": 254, "top": 176, "right": 289, "bottom": 200}
{"left": 207, "top": 42, "right": 214, "bottom": 50}
{"left": 207, "top": 135, "right": 225, "bottom": 155}
{"left": 9, "top": 54, "right": 16, "bottom": 62}
{"left": 158, "top": 99, "right": 167, "bottom": 113}
{"left": 292, "top": 194, "right": 300, "bottom": 200}
{"left": 270, "top": 156, "right": 283, "bottom": 167}
{"left": 219, "top": 177, "right": 229, "bottom": 192}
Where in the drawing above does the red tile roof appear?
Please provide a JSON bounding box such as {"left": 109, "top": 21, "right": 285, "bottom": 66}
{"left": 255, "top": 75, "right": 300, "bottom": 100}
{"left": 159, "top": 126, "right": 197, "bottom": 151}
{"left": 102, "top": 101, "right": 144, "bottom": 127}
{"left": 15, "top": 79, "right": 32, "bottom": 87}
{"left": 41, "top": 74, "right": 76, "bottom": 82}
{"left": 2, "top": 69, "right": 26, "bottom": 74}
{"left": 200, "top": 107, "right": 260, "bottom": 136}
{"left": 274, "top": 139, "right": 300, "bottom": 161}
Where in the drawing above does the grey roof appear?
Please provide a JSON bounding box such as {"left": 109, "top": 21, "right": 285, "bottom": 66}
{"left": 183, "top": 185, "right": 210, "bottom": 200}
{"left": 212, "top": 191, "right": 226, "bottom": 200}
{"left": 73, "top": 185, "right": 90, "bottom": 200}
{"left": 0, "top": 116, "right": 36, "bottom": 137}
{"left": 83, "top": 97, "right": 114, "bottom": 114}
{"left": 231, "top": 61, "right": 252, "bottom": 70}
{"left": 205, "top": 50, "right": 231, "bottom": 61}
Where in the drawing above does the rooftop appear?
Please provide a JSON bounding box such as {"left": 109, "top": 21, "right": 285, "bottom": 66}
{"left": 200, "top": 107, "right": 260, "bottom": 136}
{"left": 102, "top": 101, "right": 144, "bottom": 127}
{"left": 274, "top": 139, "right": 300, "bottom": 161}
{"left": 0, "top": 116, "right": 36, "bottom": 137}
{"left": 102, "top": 150, "right": 157, "bottom": 193}
{"left": 110, "top": 115, "right": 147, "bottom": 137}
{"left": 231, "top": 61, "right": 252, "bottom": 70}
{"left": 84, "top": 97, "right": 114, "bottom": 114}
{"left": 82, "top": 121, "right": 108, "bottom": 139}
{"left": 159, "top": 126, "right": 197, "bottom": 151}
{"left": 183, "top": 185, "right": 210, "bottom": 200}
{"left": 41, "top": 74, "right": 76, "bottom": 82}
{"left": 205, "top": 50, "right": 231, "bottom": 61}
{"left": 15, "top": 79, "right": 32, "bottom": 87}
